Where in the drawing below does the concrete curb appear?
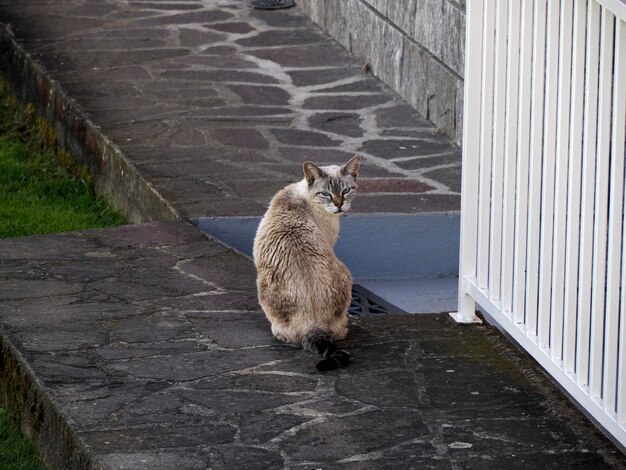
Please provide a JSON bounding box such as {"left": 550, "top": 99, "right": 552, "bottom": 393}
{"left": 0, "top": 25, "right": 180, "bottom": 224}
{"left": 0, "top": 335, "right": 93, "bottom": 470}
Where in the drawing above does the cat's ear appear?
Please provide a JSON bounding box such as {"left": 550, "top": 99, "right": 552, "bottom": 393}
{"left": 303, "top": 161, "right": 324, "bottom": 185}
{"left": 342, "top": 154, "right": 361, "bottom": 180}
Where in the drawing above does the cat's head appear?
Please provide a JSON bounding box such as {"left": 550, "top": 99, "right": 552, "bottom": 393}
{"left": 303, "top": 154, "right": 361, "bottom": 214}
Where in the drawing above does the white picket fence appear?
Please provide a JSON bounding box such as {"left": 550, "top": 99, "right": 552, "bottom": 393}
{"left": 453, "top": 0, "right": 626, "bottom": 448}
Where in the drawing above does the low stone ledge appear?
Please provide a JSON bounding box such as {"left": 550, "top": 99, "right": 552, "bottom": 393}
{"left": 0, "top": 26, "right": 180, "bottom": 224}
{"left": 0, "top": 335, "right": 93, "bottom": 470}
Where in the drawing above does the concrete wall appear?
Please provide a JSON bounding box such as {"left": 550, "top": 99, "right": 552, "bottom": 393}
{"left": 297, "top": 0, "right": 465, "bottom": 145}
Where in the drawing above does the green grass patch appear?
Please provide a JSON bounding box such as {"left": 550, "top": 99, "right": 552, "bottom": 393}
{"left": 0, "top": 84, "right": 125, "bottom": 238}
{"left": 0, "top": 139, "right": 125, "bottom": 237}
{"left": 0, "top": 407, "right": 45, "bottom": 470}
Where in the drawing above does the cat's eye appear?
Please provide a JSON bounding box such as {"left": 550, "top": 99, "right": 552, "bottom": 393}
{"left": 342, "top": 188, "right": 352, "bottom": 195}
{"left": 319, "top": 191, "right": 331, "bottom": 198}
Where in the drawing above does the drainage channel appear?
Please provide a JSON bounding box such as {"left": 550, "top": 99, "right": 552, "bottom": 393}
{"left": 350, "top": 284, "right": 407, "bottom": 316}
{"left": 192, "top": 212, "right": 460, "bottom": 315}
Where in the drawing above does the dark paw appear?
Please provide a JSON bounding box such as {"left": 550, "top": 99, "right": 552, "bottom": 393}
{"left": 315, "top": 350, "right": 351, "bottom": 371}
{"left": 332, "top": 350, "right": 351, "bottom": 366}
{"left": 315, "top": 358, "right": 337, "bottom": 371}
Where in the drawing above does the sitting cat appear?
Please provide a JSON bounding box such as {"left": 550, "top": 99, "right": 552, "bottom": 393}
{"left": 253, "top": 155, "right": 361, "bottom": 371}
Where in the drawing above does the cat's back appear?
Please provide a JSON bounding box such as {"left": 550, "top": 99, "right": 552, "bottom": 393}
{"left": 254, "top": 184, "right": 324, "bottom": 264}
{"left": 266, "top": 183, "right": 311, "bottom": 221}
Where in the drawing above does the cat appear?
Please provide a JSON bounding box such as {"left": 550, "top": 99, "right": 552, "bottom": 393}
{"left": 253, "top": 154, "right": 361, "bottom": 371}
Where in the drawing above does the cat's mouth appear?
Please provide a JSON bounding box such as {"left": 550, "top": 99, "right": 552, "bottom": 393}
{"left": 327, "top": 205, "right": 349, "bottom": 214}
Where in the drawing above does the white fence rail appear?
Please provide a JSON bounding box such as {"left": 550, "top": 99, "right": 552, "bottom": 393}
{"left": 454, "top": 0, "right": 626, "bottom": 448}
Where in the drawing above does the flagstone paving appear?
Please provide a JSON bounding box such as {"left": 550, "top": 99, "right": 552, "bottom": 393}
{"left": 1, "top": 223, "right": 624, "bottom": 469}
{"left": 0, "top": 0, "right": 460, "bottom": 220}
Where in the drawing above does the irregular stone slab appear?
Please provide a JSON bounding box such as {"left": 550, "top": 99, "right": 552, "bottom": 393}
{"left": 249, "top": 8, "right": 312, "bottom": 28}
{"left": 236, "top": 30, "right": 326, "bottom": 47}
{"left": 207, "top": 21, "right": 256, "bottom": 34}
{"left": 200, "top": 371, "right": 318, "bottom": 394}
{"left": 210, "top": 127, "right": 270, "bottom": 149}
{"left": 358, "top": 179, "right": 433, "bottom": 193}
{"left": 247, "top": 45, "right": 351, "bottom": 67}
{"left": 314, "top": 79, "right": 383, "bottom": 93}
{"left": 374, "top": 103, "right": 431, "bottom": 128}
{"left": 422, "top": 165, "right": 463, "bottom": 193}
{"left": 203, "top": 445, "right": 285, "bottom": 470}
{"left": 133, "top": 10, "right": 234, "bottom": 26}
{"left": 97, "top": 340, "right": 207, "bottom": 361}
{"left": 82, "top": 424, "right": 237, "bottom": 452}
{"left": 108, "top": 347, "right": 295, "bottom": 381}
{"left": 159, "top": 69, "right": 280, "bottom": 83}
{"left": 271, "top": 128, "right": 341, "bottom": 147}
{"left": 228, "top": 85, "right": 291, "bottom": 106}
{"left": 178, "top": 28, "right": 226, "bottom": 47}
{"left": 95, "top": 452, "right": 207, "bottom": 470}
{"left": 277, "top": 146, "right": 357, "bottom": 163}
{"left": 308, "top": 112, "right": 363, "bottom": 137}
{"left": 360, "top": 138, "right": 457, "bottom": 159}
{"left": 287, "top": 68, "right": 364, "bottom": 86}
{"left": 186, "top": 311, "right": 276, "bottom": 348}
{"left": 0, "top": 278, "right": 84, "bottom": 300}
{"left": 133, "top": 3, "right": 204, "bottom": 11}
{"left": 167, "top": 55, "right": 259, "bottom": 69}
{"left": 303, "top": 94, "right": 389, "bottom": 110}
{"left": 356, "top": 194, "right": 461, "bottom": 213}
{"left": 278, "top": 409, "right": 432, "bottom": 462}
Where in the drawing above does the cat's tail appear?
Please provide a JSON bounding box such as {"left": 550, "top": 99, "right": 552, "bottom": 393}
{"left": 305, "top": 330, "right": 351, "bottom": 371}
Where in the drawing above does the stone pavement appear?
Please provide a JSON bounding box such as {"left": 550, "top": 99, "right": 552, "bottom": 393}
{"left": 0, "top": 0, "right": 625, "bottom": 469}
{"left": 0, "top": 0, "right": 460, "bottom": 220}
{"left": 1, "top": 222, "right": 624, "bottom": 469}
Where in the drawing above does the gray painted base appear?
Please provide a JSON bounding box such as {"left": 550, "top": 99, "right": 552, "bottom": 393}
{"left": 192, "top": 213, "right": 460, "bottom": 314}
{"left": 193, "top": 213, "right": 459, "bottom": 280}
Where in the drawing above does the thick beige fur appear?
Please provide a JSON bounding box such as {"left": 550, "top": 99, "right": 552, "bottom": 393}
{"left": 253, "top": 158, "right": 360, "bottom": 345}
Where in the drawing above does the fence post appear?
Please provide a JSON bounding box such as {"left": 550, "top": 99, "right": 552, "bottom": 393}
{"left": 450, "top": 0, "right": 483, "bottom": 324}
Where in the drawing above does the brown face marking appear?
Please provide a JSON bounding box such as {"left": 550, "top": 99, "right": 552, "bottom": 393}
{"left": 328, "top": 176, "right": 341, "bottom": 193}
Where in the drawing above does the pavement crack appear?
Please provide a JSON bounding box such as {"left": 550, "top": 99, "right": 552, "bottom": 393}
{"left": 337, "top": 437, "right": 428, "bottom": 464}
{"left": 172, "top": 259, "right": 224, "bottom": 291}
{"left": 268, "top": 417, "right": 326, "bottom": 444}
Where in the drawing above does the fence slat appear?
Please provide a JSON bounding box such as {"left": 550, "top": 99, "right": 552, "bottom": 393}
{"left": 524, "top": 0, "right": 548, "bottom": 340}
{"left": 537, "top": 0, "right": 560, "bottom": 347}
{"left": 603, "top": 11, "right": 625, "bottom": 415}
{"left": 488, "top": 0, "right": 509, "bottom": 303}
{"left": 477, "top": 0, "right": 497, "bottom": 291}
{"left": 589, "top": 8, "right": 615, "bottom": 400}
{"left": 513, "top": 0, "right": 535, "bottom": 325}
{"left": 500, "top": 0, "right": 522, "bottom": 317}
{"left": 617, "top": 17, "right": 626, "bottom": 427}
{"left": 550, "top": 0, "right": 574, "bottom": 363}
{"left": 576, "top": 0, "right": 601, "bottom": 389}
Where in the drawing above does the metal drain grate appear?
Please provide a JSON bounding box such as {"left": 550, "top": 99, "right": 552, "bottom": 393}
{"left": 251, "top": 0, "right": 295, "bottom": 9}
{"left": 349, "top": 284, "right": 406, "bottom": 317}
